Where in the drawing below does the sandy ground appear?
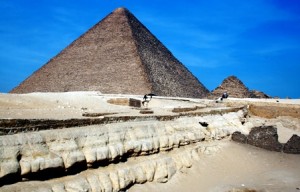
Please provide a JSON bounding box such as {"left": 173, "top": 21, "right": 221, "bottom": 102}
{"left": 0, "top": 92, "right": 213, "bottom": 119}
{"left": 1, "top": 92, "right": 300, "bottom": 191}
{"left": 1, "top": 92, "right": 299, "bottom": 120}
{"left": 130, "top": 141, "right": 300, "bottom": 192}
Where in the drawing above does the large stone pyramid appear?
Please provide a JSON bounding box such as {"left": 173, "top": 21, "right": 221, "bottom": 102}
{"left": 11, "top": 7, "right": 209, "bottom": 98}
{"left": 211, "top": 76, "right": 250, "bottom": 98}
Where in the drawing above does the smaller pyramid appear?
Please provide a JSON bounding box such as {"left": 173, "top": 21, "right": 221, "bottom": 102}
{"left": 211, "top": 75, "right": 270, "bottom": 98}
{"left": 249, "top": 90, "right": 270, "bottom": 98}
{"left": 211, "top": 76, "right": 250, "bottom": 98}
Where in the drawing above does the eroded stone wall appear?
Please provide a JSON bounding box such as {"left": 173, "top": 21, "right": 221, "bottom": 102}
{"left": 0, "top": 110, "right": 247, "bottom": 190}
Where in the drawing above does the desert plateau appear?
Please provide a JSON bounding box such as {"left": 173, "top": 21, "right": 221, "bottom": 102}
{"left": 0, "top": 92, "right": 300, "bottom": 192}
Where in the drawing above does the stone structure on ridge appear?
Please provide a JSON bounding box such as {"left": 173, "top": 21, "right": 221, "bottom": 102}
{"left": 211, "top": 75, "right": 269, "bottom": 98}
{"left": 11, "top": 7, "right": 209, "bottom": 98}
{"left": 211, "top": 76, "right": 250, "bottom": 98}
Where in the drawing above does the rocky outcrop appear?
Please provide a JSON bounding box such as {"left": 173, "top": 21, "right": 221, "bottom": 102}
{"left": 283, "top": 134, "right": 300, "bottom": 154}
{"left": 232, "top": 126, "right": 300, "bottom": 154}
{"left": 0, "top": 110, "right": 247, "bottom": 189}
{"left": 0, "top": 107, "right": 243, "bottom": 135}
{"left": 231, "top": 131, "right": 247, "bottom": 144}
{"left": 0, "top": 143, "right": 221, "bottom": 192}
{"left": 247, "top": 126, "right": 282, "bottom": 152}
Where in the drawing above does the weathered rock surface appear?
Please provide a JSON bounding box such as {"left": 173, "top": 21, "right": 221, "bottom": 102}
{"left": 0, "top": 110, "right": 247, "bottom": 189}
{"left": 0, "top": 143, "right": 222, "bottom": 192}
{"left": 232, "top": 126, "right": 300, "bottom": 154}
{"left": 231, "top": 131, "right": 247, "bottom": 144}
{"left": 283, "top": 134, "right": 300, "bottom": 154}
{"left": 247, "top": 126, "right": 283, "bottom": 152}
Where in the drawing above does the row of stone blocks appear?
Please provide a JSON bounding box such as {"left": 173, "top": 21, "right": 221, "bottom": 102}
{"left": 232, "top": 126, "right": 300, "bottom": 154}
{"left": 1, "top": 112, "right": 241, "bottom": 187}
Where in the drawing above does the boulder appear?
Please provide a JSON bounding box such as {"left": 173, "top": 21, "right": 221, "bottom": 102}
{"left": 283, "top": 134, "right": 300, "bottom": 154}
{"left": 231, "top": 131, "right": 247, "bottom": 144}
{"left": 247, "top": 126, "right": 282, "bottom": 152}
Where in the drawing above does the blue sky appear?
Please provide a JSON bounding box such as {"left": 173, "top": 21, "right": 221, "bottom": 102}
{"left": 1, "top": 0, "right": 300, "bottom": 98}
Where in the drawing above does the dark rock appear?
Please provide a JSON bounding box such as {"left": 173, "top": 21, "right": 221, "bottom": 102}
{"left": 199, "top": 122, "right": 209, "bottom": 127}
{"left": 139, "top": 110, "right": 154, "bottom": 114}
{"left": 247, "top": 126, "right": 283, "bottom": 152}
{"left": 129, "top": 98, "right": 141, "bottom": 108}
{"left": 283, "top": 134, "right": 300, "bottom": 154}
{"left": 232, "top": 131, "right": 247, "bottom": 144}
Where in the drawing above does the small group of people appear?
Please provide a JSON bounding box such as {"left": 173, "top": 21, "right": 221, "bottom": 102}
{"left": 216, "top": 92, "right": 229, "bottom": 103}
{"left": 222, "top": 92, "right": 228, "bottom": 100}
{"left": 142, "top": 93, "right": 156, "bottom": 106}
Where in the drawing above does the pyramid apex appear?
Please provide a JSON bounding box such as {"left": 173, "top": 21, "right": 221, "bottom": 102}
{"left": 113, "top": 7, "right": 129, "bottom": 14}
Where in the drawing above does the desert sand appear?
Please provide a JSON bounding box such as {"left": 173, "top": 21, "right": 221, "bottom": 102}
{"left": 0, "top": 92, "right": 300, "bottom": 192}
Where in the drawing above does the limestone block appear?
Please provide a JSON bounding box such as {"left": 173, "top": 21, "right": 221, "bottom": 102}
{"left": 20, "top": 154, "right": 64, "bottom": 175}
{"left": 118, "top": 168, "right": 135, "bottom": 189}
{"left": 109, "top": 171, "right": 120, "bottom": 191}
{"left": 154, "top": 159, "right": 168, "bottom": 183}
{"left": 159, "top": 136, "right": 169, "bottom": 149}
{"left": 51, "top": 183, "right": 66, "bottom": 192}
{"left": 85, "top": 173, "right": 102, "bottom": 192}
{"left": 167, "top": 134, "right": 178, "bottom": 148}
{"left": 140, "top": 160, "right": 156, "bottom": 182}
{"left": 48, "top": 139, "right": 85, "bottom": 169}
{"left": 151, "top": 137, "right": 159, "bottom": 152}
{"left": 179, "top": 152, "right": 193, "bottom": 168}
{"left": 108, "top": 143, "right": 124, "bottom": 160}
{"left": 84, "top": 146, "right": 110, "bottom": 165}
{"left": 0, "top": 146, "right": 21, "bottom": 177}
{"left": 141, "top": 139, "right": 153, "bottom": 154}
{"left": 133, "top": 165, "right": 147, "bottom": 184}
{"left": 82, "top": 148, "right": 97, "bottom": 165}
{"left": 0, "top": 160, "right": 20, "bottom": 177}
{"left": 124, "top": 140, "right": 141, "bottom": 154}
{"left": 64, "top": 177, "right": 91, "bottom": 192}
{"left": 173, "top": 155, "right": 184, "bottom": 170}
{"left": 97, "top": 172, "right": 113, "bottom": 192}
{"left": 166, "top": 158, "right": 177, "bottom": 179}
{"left": 63, "top": 151, "right": 86, "bottom": 169}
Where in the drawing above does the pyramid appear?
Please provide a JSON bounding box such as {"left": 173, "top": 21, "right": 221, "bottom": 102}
{"left": 11, "top": 7, "right": 209, "bottom": 98}
{"left": 211, "top": 76, "right": 250, "bottom": 98}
